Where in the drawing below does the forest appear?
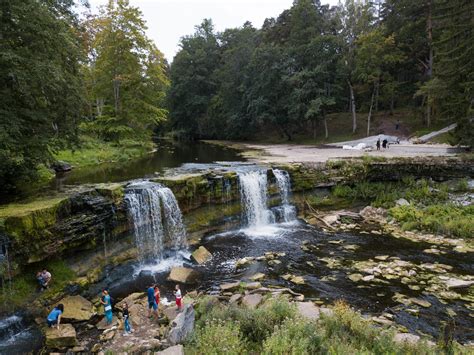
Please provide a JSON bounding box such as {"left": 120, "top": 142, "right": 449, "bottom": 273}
{"left": 1, "top": 0, "right": 473, "bottom": 193}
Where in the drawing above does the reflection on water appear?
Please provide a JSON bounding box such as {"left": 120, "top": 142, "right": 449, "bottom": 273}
{"left": 52, "top": 140, "right": 244, "bottom": 189}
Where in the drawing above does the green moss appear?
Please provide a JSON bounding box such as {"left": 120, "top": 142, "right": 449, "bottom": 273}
{"left": 185, "top": 202, "right": 241, "bottom": 233}
{"left": 95, "top": 183, "right": 125, "bottom": 203}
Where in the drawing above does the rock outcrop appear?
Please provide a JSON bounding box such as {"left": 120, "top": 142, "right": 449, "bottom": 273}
{"left": 168, "top": 267, "right": 199, "bottom": 284}
{"left": 56, "top": 295, "right": 94, "bottom": 322}
{"left": 168, "top": 304, "right": 195, "bottom": 345}
{"left": 191, "top": 246, "right": 212, "bottom": 264}
{"left": 45, "top": 323, "right": 77, "bottom": 349}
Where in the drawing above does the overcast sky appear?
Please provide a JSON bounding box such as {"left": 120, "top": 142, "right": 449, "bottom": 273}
{"left": 86, "top": 0, "right": 338, "bottom": 62}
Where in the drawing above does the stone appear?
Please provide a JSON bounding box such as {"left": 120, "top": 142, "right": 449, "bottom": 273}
{"left": 220, "top": 281, "right": 241, "bottom": 291}
{"left": 56, "top": 295, "right": 94, "bottom": 322}
{"left": 290, "top": 276, "right": 305, "bottom": 285}
{"left": 268, "top": 259, "right": 282, "bottom": 266}
{"left": 163, "top": 307, "right": 180, "bottom": 322}
{"left": 168, "top": 304, "right": 195, "bottom": 345}
{"left": 323, "top": 214, "right": 339, "bottom": 225}
{"left": 281, "top": 274, "right": 292, "bottom": 281}
{"left": 244, "top": 282, "right": 262, "bottom": 290}
{"left": 168, "top": 267, "right": 198, "bottom": 283}
{"left": 362, "top": 275, "right": 375, "bottom": 282}
{"left": 249, "top": 273, "right": 265, "bottom": 281}
{"left": 100, "top": 330, "right": 115, "bottom": 342}
{"left": 96, "top": 316, "right": 119, "bottom": 330}
{"left": 45, "top": 323, "right": 77, "bottom": 349}
{"left": 51, "top": 160, "right": 72, "bottom": 172}
{"left": 410, "top": 298, "right": 431, "bottom": 308}
{"left": 374, "top": 255, "right": 389, "bottom": 261}
{"left": 348, "top": 273, "right": 363, "bottom": 282}
{"left": 393, "top": 333, "right": 421, "bottom": 345}
{"left": 445, "top": 278, "right": 474, "bottom": 290}
{"left": 372, "top": 316, "right": 393, "bottom": 325}
{"left": 191, "top": 246, "right": 212, "bottom": 264}
{"left": 157, "top": 345, "right": 184, "bottom": 355}
{"left": 296, "top": 302, "right": 320, "bottom": 320}
{"left": 320, "top": 308, "right": 334, "bottom": 317}
{"left": 242, "top": 294, "right": 263, "bottom": 309}
{"left": 71, "top": 346, "right": 85, "bottom": 353}
{"left": 395, "top": 198, "right": 409, "bottom": 206}
{"left": 229, "top": 294, "right": 242, "bottom": 304}
{"left": 236, "top": 257, "right": 255, "bottom": 268}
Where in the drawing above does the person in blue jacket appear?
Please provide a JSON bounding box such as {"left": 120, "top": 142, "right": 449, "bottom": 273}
{"left": 147, "top": 284, "right": 158, "bottom": 319}
{"left": 100, "top": 289, "right": 113, "bottom": 324}
{"left": 47, "top": 304, "right": 64, "bottom": 329}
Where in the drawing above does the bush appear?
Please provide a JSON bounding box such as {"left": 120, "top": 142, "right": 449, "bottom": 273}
{"left": 187, "top": 319, "right": 245, "bottom": 355}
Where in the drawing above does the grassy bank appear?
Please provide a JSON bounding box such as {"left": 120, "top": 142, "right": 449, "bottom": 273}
{"left": 307, "top": 178, "right": 473, "bottom": 239}
{"left": 54, "top": 135, "right": 154, "bottom": 168}
{"left": 187, "top": 297, "right": 463, "bottom": 354}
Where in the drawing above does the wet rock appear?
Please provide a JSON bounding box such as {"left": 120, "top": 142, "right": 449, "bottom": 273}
{"left": 445, "top": 278, "right": 474, "bottom": 290}
{"left": 348, "top": 273, "right": 363, "bottom": 282}
{"left": 191, "top": 246, "right": 212, "bottom": 264}
{"left": 244, "top": 282, "right": 262, "bottom": 290}
{"left": 168, "top": 267, "right": 198, "bottom": 283}
{"left": 235, "top": 257, "right": 255, "bottom": 268}
{"left": 268, "top": 259, "right": 282, "bottom": 266}
{"left": 100, "top": 330, "right": 115, "bottom": 342}
{"left": 91, "top": 343, "right": 102, "bottom": 353}
{"left": 362, "top": 275, "right": 375, "bottom": 282}
{"left": 409, "top": 298, "right": 431, "bottom": 308}
{"left": 372, "top": 316, "right": 393, "bottom": 326}
{"left": 45, "top": 323, "right": 77, "bottom": 349}
{"left": 168, "top": 304, "right": 195, "bottom": 346}
{"left": 51, "top": 160, "right": 72, "bottom": 172}
{"left": 281, "top": 274, "right": 292, "bottom": 281}
{"left": 220, "top": 281, "right": 241, "bottom": 291}
{"left": 323, "top": 214, "right": 339, "bottom": 225}
{"left": 374, "top": 255, "right": 389, "bottom": 261}
{"left": 359, "top": 206, "right": 387, "bottom": 222}
{"left": 96, "top": 316, "right": 119, "bottom": 330}
{"left": 163, "top": 307, "right": 180, "bottom": 322}
{"left": 296, "top": 302, "right": 321, "bottom": 320}
{"left": 290, "top": 276, "right": 305, "bottom": 285}
{"left": 157, "top": 345, "right": 184, "bottom": 355}
{"left": 249, "top": 273, "right": 265, "bottom": 281}
{"left": 242, "top": 294, "right": 263, "bottom": 309}
{"left": 56, "top": 295, "right": 94, "bottom": 322}
{"left": 344, "top": 244, "right": 359, "bottom": 251}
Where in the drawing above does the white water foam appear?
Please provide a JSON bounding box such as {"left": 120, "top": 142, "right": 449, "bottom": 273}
{"left": 132, "top": 250, "right": 191, "bottom": 276}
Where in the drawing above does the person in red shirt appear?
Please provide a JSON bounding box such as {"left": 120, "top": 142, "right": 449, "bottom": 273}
{"left": 174, "top": 284, "right": 182, "bottom": 311}
{"left": 154, "top": 285, "right": 160, "bottom": 315}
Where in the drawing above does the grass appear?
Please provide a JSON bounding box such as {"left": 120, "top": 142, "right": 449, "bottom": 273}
{"left": 54, "top": 135, "right": 154, "bottom": 168}
{"left": 186, "top": 297, "right": 462, "bottom": 354}
{"left": 0, "top": 259, "right": 75, "bottom": 312}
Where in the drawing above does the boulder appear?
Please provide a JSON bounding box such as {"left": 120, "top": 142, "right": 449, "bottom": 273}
{"left": 348, "top": 274, "right": 363, "bottom": 282}
{"left": 323, "top": 214, "right": 339, "bottom": 226}
{"left": 393, "top": 333, "right": 421, "bottom": 345}
{"left": 445, "top": 278, "right": 474, "bottom": 290}
{"left": 191, "top": 246, "right": 212, "bottom": 265}
{"left": 168, "top": 267, "right": 198, "bottom": 284}
{"left": 168, "top": 304, "right": 195, "bottom": 345}
{"left": 157, "top": 345, "right": 184, "bottom": 355}
{"left": 229, "top": 294, "right": 242, "bottom": 304}
{"left": 242, "top": 294, "right": 263, "bottom": 309}
{"left": 236, "top": 257, "right": 255, "bottom": 268}
{"left": 96, "top": 316, "right": 119, "bottom": 330}
{"left": 56, "top": 295, "right": 94, "bottom": 322}
{"left": 410, "top": 298, "right": 431, "bottom": 308}
{"left": 163, "top": 306, "right": 180, "bottom": 322}
{"left": 244, "top": 282, "right": 262, "bottom": 290}
{"left": 220, "top": 281, "right": 240, "bottom": 291}
{"left": 296, "top": 302, "right": 320, "bottom": 320}
{"left": 290, "top": 276, "right": 305, "bottom": 285}
{"left": 51, "top": 160, "right": 72, "bottom": 172}
{"left": 249, "top": 273, "right": 265, "bottom": 281}
{"left": 45, "top": 323, "right": 77, "bottom": 349}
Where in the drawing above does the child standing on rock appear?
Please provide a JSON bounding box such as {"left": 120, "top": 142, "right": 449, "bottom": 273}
{"left": 154, "top": 285, "right": 161, "bottom": 316}
{"left": 174, "top": 284, "right": 182, "bottom": 311}
{"left": 122, "top": 302, "right": 132, "bottom": 335}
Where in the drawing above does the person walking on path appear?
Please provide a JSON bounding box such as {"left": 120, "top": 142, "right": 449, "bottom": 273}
{"left": 47, "top": 304, "right": 63, "bottom": 329}
{"left": 147, "top": 284, "right": 158, "bottom": 319}
{"left": 154, "top": 285, "right": 160, "bottom": 316}
{"left": 100, "top": 289, "right": 113, "bottom": 325}
{"left": 376, "top": 138, "right": 381, "bottom": 151}
{"left": 174, "top": 284, "right": 182, "bottom": 312}
{"left": 122, "top": 302, "right": 132, "bottom": 335}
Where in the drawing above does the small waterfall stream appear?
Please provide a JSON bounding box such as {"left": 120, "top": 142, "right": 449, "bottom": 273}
{"left": 125, "top": 182, "right": 187, "bottom": 262}
{"left": 272, "top": 169, "right": 297, "bottom": 222}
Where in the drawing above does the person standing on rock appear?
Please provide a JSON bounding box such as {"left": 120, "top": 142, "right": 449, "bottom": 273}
{"left": 147, "top": 284, "right": 158, "bottom": 319}
{"left": 47, "top": 303, "right": 63, "bottom": 329}
{"left": 154, "top": 285, "right": 161, "bottom": 315}
{"left": 174, "top": 284, "right": 182, "bottom": 311}
{"left": 376, "top": 139, "right": 381, "bottom": 151}
{"left": 122, "top": 302, "right": 132, "bottom": 335}
{"left": 100, "top": 289, "right": 113, "bottom": 325}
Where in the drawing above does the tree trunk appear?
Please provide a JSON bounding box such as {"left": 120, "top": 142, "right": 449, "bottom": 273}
{"left": 367, "top": 85, "right": 376, "bottom": 137}
{"left": 323, "top": 114, "right": 328, "bottom": 139}
{"left": 348, "top": 80, "right": 357, "bottom": 133}
{"left": 426, "top": 0, "right": 433, "bottom": 127}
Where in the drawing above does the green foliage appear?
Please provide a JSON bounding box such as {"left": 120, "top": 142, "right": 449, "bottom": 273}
{"left": 187, "top": 319, "right": 245, "bottom": 355}
{"left": 390, "top": 204, "right": 473, "bottom": 239}
{"left": 0, "top": 0, "right": 84, "bottom": 194}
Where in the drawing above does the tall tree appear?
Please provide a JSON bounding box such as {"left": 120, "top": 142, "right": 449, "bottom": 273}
{"left": 84, "top": 0, "right": 169, "bottom": 142}
{"left": 0, "top": 0, "right": 85, "bottom": 193}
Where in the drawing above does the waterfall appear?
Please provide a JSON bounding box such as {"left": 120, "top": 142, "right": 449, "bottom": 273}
{"left": 238, "top": 170, "right": 275, "bottom": 228}
{"left": 125, "top": 182, "right": 186, "bottom": 261}
{"left": 272, "top": 169, "right": 297, "bottom": 222}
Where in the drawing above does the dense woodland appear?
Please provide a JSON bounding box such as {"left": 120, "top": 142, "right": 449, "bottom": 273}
{"left": 0, "top": 0, "right": 473, "bottom": 193}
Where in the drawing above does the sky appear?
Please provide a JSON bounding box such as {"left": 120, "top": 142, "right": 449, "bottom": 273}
{"left": 86, "top": 0, "right": 338, "bottom": 63}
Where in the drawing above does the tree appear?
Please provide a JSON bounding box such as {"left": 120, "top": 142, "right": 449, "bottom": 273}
{"left": 167, "top": 19, "right": 220, "bottom": 139}
{"left": 0, "top": 0, "right": 85, "bottom": 193}
{"left": 84, "top": 0, "right": 169, "bottom": 142}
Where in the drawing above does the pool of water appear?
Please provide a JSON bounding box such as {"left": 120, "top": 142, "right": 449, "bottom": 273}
{"left": 96, "top": 220, "right": 474, "bottom": 344}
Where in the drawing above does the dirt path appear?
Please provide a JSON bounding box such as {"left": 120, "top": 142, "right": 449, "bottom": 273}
{"left": 241, "top": 143, "right": 460, "bottom": 164}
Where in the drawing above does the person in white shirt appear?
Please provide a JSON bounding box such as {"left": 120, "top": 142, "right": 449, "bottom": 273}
{"left": 174, "top": 284, "right": 182, "bottom": 311}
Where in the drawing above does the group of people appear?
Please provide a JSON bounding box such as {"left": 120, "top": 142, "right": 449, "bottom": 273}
{"left": 36, "top": 268, "right": 52, "bottom": 290}
{"left": 376, "top": 138, "right": 389, "bottom": 151}
{"left": 46, "top": 283, "right": 184, "bottom": 336}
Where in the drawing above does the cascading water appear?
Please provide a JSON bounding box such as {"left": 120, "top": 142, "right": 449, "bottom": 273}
{"left": 272, "top": 169, "right": 297, "bottom": 222}
{"left": 238, "top": 170, "right": 275, "bottom": 228}
{"left": 125, "top": 182, "right": 186, "bottom": 262}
